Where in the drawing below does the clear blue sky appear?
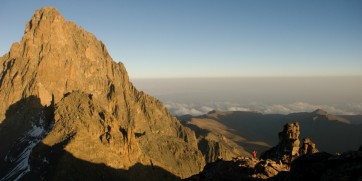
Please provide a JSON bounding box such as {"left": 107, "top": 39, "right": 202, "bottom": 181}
{"left": 1, "top": 0, "right": 361, "bottom": 78}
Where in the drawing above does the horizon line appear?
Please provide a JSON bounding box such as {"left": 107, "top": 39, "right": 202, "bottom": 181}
{"left": 130, "top": 75, "right": 362, "bottom": 80}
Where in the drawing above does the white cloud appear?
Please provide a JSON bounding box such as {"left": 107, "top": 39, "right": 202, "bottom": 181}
{"left": 227, "top": 106, "right": 251, "bottom": 112}
{"left": 164, "top": 103, "right": 205, "bottom": 115}
{"left": 164, "top": 101, "right": 362, "bottom": 116}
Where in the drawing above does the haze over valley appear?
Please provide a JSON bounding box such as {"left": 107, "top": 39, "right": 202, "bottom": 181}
{"left": 132, "top": 77, "right": 362, "bottom": 116}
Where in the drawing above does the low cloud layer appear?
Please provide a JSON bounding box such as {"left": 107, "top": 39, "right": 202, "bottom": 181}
{"left": 133, "top": 77, "right": 362, "bottom": 116}
{"left": 164, "top": 102, "right": 362, "bottom": 116}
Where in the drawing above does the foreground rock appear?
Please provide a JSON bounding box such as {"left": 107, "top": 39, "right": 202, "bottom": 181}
{"left": 184, "top": 157, "right": 257, "bottom": 181}
{"left": 186, "top": 122, "right": 362, "bottom": 181}
{"left": 290, "top": 150, "right": 362, "bottom": 181}
{"left": 184, "top": 156, "right": 290, "bottom": 181}
{"left": 254, "top": 159, "right": 288, "bottom": 179}
{"left": 0, "top": 7, "right": 204, "bottom": 180}
{"left": 186, "top": 149, "right": 362, "bottom": 181}
{"left": 186, "top": 122, "right": 361, "bottom": 181}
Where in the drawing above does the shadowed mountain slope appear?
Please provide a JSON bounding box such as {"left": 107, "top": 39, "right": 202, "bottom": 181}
{"left": 179, "top": 109, "right": 362, "bottom": 154}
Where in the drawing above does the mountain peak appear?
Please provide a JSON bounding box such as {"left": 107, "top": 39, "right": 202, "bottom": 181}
{"left": 34, "top": 6, "right": 61, "bottom": 17}
{"left": 0, "top": 6, "right": 205, "bottom": 180}
{"left": 24, "top": 6, "right": 65, "bottom": 35}
{"left": 2, "top": 6, "right": 116, "bottom": 107}
{"left": 312, "top": 109, "right": 328, "bottom": 116}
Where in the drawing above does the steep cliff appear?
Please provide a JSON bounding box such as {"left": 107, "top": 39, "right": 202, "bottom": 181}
{"left": 0, "top": 7, "right": 204, "bottom": 180}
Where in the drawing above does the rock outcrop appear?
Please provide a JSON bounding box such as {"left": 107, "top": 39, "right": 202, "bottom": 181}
{"left": 0, "top": 6, "right": 204, "bottom": 180}
{"left": 299, "top": 137, "right": 318, "bottom": 155}
{"left": 260, "top": 122, "right": 320, "bottom": 164}
{"left": 260, "top": 122, "right": 301, "bottom": 164}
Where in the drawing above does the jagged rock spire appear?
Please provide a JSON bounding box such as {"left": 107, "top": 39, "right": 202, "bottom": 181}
{"left": 0, "top": 6, "right": 205, "bottom": 180}
{"left": 260, "top": 122, "right": 301, "bottom": 164}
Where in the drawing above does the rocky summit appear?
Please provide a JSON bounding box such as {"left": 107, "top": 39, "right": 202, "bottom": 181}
{"left": 0, "top": 7, "right": 205, "bottom": 180}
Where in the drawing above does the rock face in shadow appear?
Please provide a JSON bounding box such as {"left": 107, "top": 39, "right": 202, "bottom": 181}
{"left": 290, "top": 151, "right": 362, "bottom": 181}
{"left": 0, "top": 6, "right": 204, "bottom": 180}
{"left": 24, "top": 142, "right": 180, "bottom": 181}
{"left": 184, "top": 157, "right": 259, "bottom": 181}
{"left": 0, "top": 96, "right": 53, "bottom": 180}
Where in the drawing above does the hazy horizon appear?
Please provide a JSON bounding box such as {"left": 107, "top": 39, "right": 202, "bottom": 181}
{"left": 1, "top": 1, "right": 362, "bottom": 78}
{"left": 1, "top": 2, "right": 361, "bottom": 115}
{"left": 132, "top": 77, "right": 362, "bottom": 116}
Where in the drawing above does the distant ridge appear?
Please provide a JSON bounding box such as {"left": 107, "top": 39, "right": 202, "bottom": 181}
{"left": 179, "top": 109, "right": 362, "bottom": 154}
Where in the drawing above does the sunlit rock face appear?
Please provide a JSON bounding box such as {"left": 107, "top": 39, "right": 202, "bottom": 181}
{"left": 0, "top": 6, "right": 205, "bottom": 180}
